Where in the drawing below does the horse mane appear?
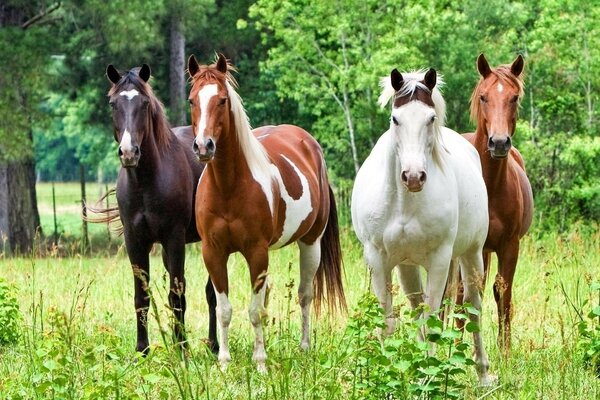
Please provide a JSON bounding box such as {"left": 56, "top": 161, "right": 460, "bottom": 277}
{"left": 378, "top": 70, "right": 448, "bottom": 169}
{"left": 470, "top": 64, "right": 525, "bottom": 123}
{"left": 189, "top": 58, "right": 272, "bottom": 179}
{"left": 108, "top": 68, "right": 174, "bottom": 152}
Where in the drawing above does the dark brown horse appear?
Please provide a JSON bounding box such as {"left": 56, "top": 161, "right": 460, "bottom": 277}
{"left": 187, "top": 54, "right": 346, "bottom": 372}
{"left": 464, "top": 54, "right": 534, "bottom": 350}
{"left": 102, "top": 64, "right": 218, "bottom": 354}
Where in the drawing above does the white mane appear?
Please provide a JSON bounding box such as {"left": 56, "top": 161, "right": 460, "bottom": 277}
{"left": 225, "top": 81, "right": 273, "bottom": 178}
{"left": 378, "top": 70, "right": 447, "bottom": 127}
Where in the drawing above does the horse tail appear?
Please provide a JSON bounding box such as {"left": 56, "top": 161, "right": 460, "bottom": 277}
{"left": 83, "top": 188, "right": 124, "bottom": 235}
{"left": 313, "top": 185, "right": 347, "bottom": 315}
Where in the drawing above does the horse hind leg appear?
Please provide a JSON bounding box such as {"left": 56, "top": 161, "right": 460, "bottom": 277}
{"left": 460, "top": 251, "right": 494, "bottom": 386}
{"left": 297, "top": 240, "right": 322, "bottom": 350}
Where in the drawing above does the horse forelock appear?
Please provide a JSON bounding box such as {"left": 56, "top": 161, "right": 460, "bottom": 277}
{"left": 470, "top": 65, "right": 525, "bottom": 124}
{"left": 189, "top": 61, "right": 272, "bottom": 179}
{"left": 108, "top": 69, "right": 173, "bottom": 152}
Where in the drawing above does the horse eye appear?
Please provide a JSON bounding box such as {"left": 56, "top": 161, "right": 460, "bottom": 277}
{"left": 480, "top": 95, "right": 488, "bottom": 103}
{"left": 392, "top": 116, "right": 399, "bottom": 126}
{"left": 109, "top": 101, "right": 116, "bottom": 109}
{"left": 429, "top": 115, "right": 436, "bottom": 125}
{"left": 510, "top": 95, "right": 519, "bottom": 103}
{"left": 218, "top": 97, "right": 227, "bottom": 106}
{"left": 189, "top": 99, "right": 194, "bottom": 106}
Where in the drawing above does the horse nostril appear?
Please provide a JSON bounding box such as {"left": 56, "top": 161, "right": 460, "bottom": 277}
{"left": 134, "top": 146, "right": 140, "bottom": 156}
{"left": 401, "top": 171, "right": 408, "bottom": 183}
{"left": 506, "top": 136, "right": 512, "bottom": 147}
{"left": 118, "top": 147, "right": 124, "bottom": 157}
{"left": 488, "top": 137, "right": 495, "bottom": 148}
{"left": 206, "top": 138, "right": 215, "bottom": 152}
{"left": 192, "top": 140, "right": 199, "bottom": 152}
{"left": 419, "top": 171, "right": 427, "bottom": 183}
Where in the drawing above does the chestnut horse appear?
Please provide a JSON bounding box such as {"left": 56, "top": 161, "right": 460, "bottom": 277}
{"left": 463, "top": 54, "right": 534, "bottom": 350}
{"left": 187, "top": 54, "right": 346, "bottom": 372}
{"left": 101, "top": 64, "right": 218, "bottom": 354}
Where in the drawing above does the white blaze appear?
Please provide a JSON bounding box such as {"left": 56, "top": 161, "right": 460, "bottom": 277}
{"left": 497, "top": 83, "right": 504, "bottom": 93}
{"left": 119, "top": 89, "right": 139, "bottom": 100}
{"left": 197, "top": 84, "right": 218, "bottom": 141}
{"left": 120, "top": 129, "right": 133, "bottom": 152}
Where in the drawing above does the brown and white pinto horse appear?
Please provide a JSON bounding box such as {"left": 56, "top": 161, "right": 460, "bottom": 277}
{"left": 464, "top": 54, "right": 534, "bottom": 350}
{"left": 187, "top": 54, "right": 346, "bottom": 372}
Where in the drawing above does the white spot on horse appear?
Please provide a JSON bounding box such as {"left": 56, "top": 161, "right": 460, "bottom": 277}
{"left": 271, "top": 156, "right": 313, "bottom": 249}
{"left": 197, "top": 84, "right": 218, "bottom": 141}
{"left": 497, "top": 83, "right": 504, "bottom": 93}
{"left": 120, "top": 129, "right": 133, "bottom": 152}
{"left": 119, "top": 89, "right": 139, "bottom": 101}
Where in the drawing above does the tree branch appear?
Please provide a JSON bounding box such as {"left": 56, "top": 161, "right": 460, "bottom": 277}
{"left": 21, "top": 2, "right": 61, "bottom": 30}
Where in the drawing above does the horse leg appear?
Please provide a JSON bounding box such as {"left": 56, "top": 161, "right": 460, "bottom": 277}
{"left": 460, "top": 250, "right": 493, "bottom": 386}
{"left": 205, "top": 277, "right": 219, "bottom": 354}
{"left": 297, "top": 240, "right": 321, "bottom": 351}
{"left": 397, "top": 264, "right": 424, "bottom": 310}
{"left": 163, "top": 234, "right": 187, "bottom": 350}
{"left": 424, "top": 249, "right": 452, "bottom": 317}
{"left": 495, "top": 240, "right": 519, "bottom": 352}
{"left": 243, "top": 246, "right": 270, "bottom": 373}
{"left": 125, "top": 238, "right": 152, "bottom": 355}
{"left": 202, "top": 244, "right": 231, "bottom": 369}
{"left": 365, "top": 245, "right": 394, "bottom": 338}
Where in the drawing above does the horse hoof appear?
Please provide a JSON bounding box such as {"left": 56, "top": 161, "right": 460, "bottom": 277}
{"left": 299, "top": 341, "right": 310, "bottom": 351}
{"left": 256, "top": 363, "right": 267, "bottom": 374}
{"left": 478, "top": 373, "right": 498, "bottom": 387}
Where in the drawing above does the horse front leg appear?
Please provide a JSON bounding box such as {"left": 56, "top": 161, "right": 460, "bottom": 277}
{"left": 243, "top": 245, "right": 270, "bottom": 373}
{"left": 125, "top": 238, "right": 152, "bottom": 355}
{"left": 163, "top": 233, "right": 188, "bottom": 351}
{"left": 495, "top": 239, "right": 519, "bottom": 352}
{"left": 205, "top": 276, "right": 219, "bottom": 354}
{"left": 202, "top": 243, "right": 231, "bottom": 370}
{"left": 365, "top": 244, "right": 394, "bottom": 339}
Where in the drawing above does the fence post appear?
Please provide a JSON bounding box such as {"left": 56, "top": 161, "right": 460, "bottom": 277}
{"left": 80, "top": 164, "right": 89, "bottom": 253}
{"left": 105, "top": 184, "right": 110, "bottom": 242}
{"left": 52, "top": 182, "right": 58, "bottom": 243}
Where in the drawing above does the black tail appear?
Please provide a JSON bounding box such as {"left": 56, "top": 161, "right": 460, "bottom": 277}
{"left": 83, "top": 188, "right": 123, "bottom": 235}
{"left": 313, "top": 185, "right": 347, "bottom": 314}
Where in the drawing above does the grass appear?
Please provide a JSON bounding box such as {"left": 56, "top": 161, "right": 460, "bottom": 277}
{"left": 0, "top": 183, "right": 597, "bottom": 398}
{"left": 0, "top": 225, "right": 599, "bottom": 398}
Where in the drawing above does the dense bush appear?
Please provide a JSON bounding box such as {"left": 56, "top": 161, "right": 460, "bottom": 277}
{"left": 0, "top": 277, "right": 22, "bottom": 346}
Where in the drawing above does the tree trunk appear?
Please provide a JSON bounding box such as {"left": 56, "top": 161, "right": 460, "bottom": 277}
{"left": 169, "top": 11, "right": 186, "bottom": 126}
{"left": 0, "top": 160, "right": 40, "bottom": 255}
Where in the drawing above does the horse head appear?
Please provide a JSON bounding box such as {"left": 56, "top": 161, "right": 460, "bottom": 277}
{"left": 106, "top": 64, "right": 152, "bottom": 168}
{"left": 380, "top": 68, "right": 446, "bottom": 193}
{"left": 471, "top": 54, "right": 524, "bottom": 159}
{"left": 187, "top": 53, "right": 233, "bottom": 162}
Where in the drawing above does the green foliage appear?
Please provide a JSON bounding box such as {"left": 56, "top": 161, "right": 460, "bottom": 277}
{"left": 0, "top": 277, "right": 22, "bottom": 346}
{"left": 334, "top": 294, "right": 478, "bottom": 399}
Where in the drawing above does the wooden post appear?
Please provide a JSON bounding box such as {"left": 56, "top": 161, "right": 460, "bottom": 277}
{"left": 80, "top": 164, "right": 89, "bottom": 253}
{"left": 52, "top": 182, "right": 58, "bottom": 243}
{"left": 105, "top": 184, "right": 110, "bottom": 241}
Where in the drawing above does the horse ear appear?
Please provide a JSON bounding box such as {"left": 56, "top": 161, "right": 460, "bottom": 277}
{"left": 106, "top": 65, "right": 121, "bottom": 84}
{"left": 216, "top": 53, "right": 228, "bottom": 73}
{"left": 390, "top": 68, "right": 403, "bottom": 91}
{"left": 139, "top": 64, "right": 151, "bottom": 82}
{"left": 188, "top": 55, "right": 200, "bottom": 78}
{"left": 511, "top": 54, "right": 524, "bottom": 77}
{"left": 424, "top": 68, "right": 437, "bottom": 91}
{"left": 477, "top": 53, "right": 492, "bottom": 78}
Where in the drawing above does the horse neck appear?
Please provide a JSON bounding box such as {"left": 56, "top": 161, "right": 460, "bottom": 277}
{"left": 205, "top": 117, "right": 249, "bottom": 194}
{"left": 128, "top": 117, "right": 166, "bottom": 182}
{"left": 474, "top": 123, "right": 509, "bottom": 187}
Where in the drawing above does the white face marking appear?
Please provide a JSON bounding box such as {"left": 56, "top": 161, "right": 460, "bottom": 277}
{"left": 119, "top": 89, "right": 139, "bottom": 101}
{"left": 271, "top": 156, "right": 313, "bottom": 249}
{"left": 196, "top": 84, "right": 219, "bottom": 141}
{"left": 120, "top": 129, "right": 133, "bottom": 152}
{"left": 391, "top": 102, "right": 433, "bottom": 177}
{"left": 497, "top": 83, "right": 504, "bottom": 93}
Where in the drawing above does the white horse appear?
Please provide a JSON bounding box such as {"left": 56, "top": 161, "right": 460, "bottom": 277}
{"left": 351, "top": 68, "right": 493, "bottom": 385}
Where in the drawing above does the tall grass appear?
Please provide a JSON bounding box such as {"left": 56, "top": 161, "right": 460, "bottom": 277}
{"left": 0, "top": 227, "right": 598, "bottom": 398}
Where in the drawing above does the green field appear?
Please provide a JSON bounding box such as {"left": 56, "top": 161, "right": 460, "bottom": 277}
{"left": 1, "top": 216, "right": 599, "bottom": 398}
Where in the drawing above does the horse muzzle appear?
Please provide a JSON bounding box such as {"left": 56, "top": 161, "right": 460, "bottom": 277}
{"left": 119, "top": 145, "right": 140, "bottom": 168}
{"left": 401, "top": 170, "right": 427, "bottom": 192}
{"left": 193, "top": 137, "right": 216, "bottom": 162}
{"left": 488, "top": 135, "right": 511, "bottom": 159}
